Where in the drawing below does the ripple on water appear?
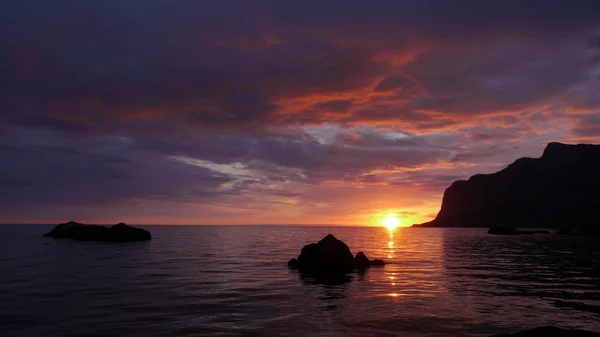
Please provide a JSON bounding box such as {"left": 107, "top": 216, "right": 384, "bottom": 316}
{"left": 0, "top": 225, "right": 599, "bottom": 337}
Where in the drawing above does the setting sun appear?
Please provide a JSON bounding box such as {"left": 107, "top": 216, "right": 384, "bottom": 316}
{"left": 382, "top": 214, "right": 401, "bottom": 230}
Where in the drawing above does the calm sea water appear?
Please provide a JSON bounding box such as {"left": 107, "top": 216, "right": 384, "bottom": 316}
{"left": 0, "top": 225, "right": 599, "bottom": 337}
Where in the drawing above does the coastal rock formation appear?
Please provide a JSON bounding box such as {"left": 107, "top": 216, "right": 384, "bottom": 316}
{"left": 287, "top": 234, "right": 384, "bottom": 274}
{"left": 491, "top": 326, "right": 600, "bottom": 337}
{"left": 43, "top": 221, "right": 152, "bottom": 242}
{"left": 418, "top": 143, "right": 600, "bottom": 228}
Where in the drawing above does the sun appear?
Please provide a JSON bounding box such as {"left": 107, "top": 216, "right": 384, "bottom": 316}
{"left": 382, "top": 214, "right": 401, "bottom": 230}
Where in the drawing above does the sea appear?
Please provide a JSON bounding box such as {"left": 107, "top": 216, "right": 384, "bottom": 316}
{"left": 0, "top": 225, "right": 599, "bottom": 337}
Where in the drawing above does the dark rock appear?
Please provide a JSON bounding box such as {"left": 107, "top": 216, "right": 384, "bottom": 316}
{"left": 296, "top": 234, "right": 355, "bottom": 274}
{"left": 354, "top": 251, "right": 371, "bottom": 269}
{"left": 491, "top": 326, "right": 600, "bottom": 337}
{"left": 43, "top": 221, "right": 151, "bottom": 242}
{"left": 416, "top": 143, "right": 600, "bottom": 229}
{"left": 370, "top": 259, "right": 385, "bottom": 266}
{"left": 287, "top": 258, "right": 298, "bottom": 269}
{"left": 288, "top": 234, "right": 385, "bottom": 275}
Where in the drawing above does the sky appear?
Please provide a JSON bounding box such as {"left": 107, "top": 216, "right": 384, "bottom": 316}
{"left": 1, "top": 1, "right": 600, "bottom": 226}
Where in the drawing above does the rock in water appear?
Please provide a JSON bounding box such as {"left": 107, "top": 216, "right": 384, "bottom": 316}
{"left": 288, "top": 234, "right": 384, "bottom": 275}
{"left": 417, "top": 143, "right": 600, "bottom": 229}
{"left": 370, "top": 259, "right": 385, "bottom": 266}
{"left": 491, "top": 326, "right": 600, "bottom": 337}
{"left": 354, "top": 251, "right": 371, "bottom": 270}
{"left": 296, "top": 234, "right": 355, "bottom": 274}
{"left": 43, "top": 221, "right": 151, "bottom": 242}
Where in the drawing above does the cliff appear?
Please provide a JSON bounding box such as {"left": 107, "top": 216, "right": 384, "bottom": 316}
{"left": 417, "top": 143, "right": 600, "bottom": 228}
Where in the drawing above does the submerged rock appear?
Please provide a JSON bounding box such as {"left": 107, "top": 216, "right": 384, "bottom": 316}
{"left": 43, "top": 221, "right": 151, "bottom": 242}
{"left": 288, "top": 234, "right": 384, "bottom": 275}
{"left": 491, "top": 326, "right": 600, "bottom": 337}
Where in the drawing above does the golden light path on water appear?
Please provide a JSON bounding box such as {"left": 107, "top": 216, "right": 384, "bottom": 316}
{"left": 387, "top": 227, "right": 396, "bottom": 296}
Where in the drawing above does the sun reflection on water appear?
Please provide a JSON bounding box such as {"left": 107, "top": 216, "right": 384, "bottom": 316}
{"left": 387, "top": 231, "right": 395, "bottom": 259}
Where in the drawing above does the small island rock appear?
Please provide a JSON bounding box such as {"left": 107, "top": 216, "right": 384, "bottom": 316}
{"left": 43, "top": 221, "right": 151, "bottom": 242}
{"left": 296, "top": 234, "right": 355, "bottom": 274}
{"left": 288, "top": 234, "right": 384, "bottom": 275}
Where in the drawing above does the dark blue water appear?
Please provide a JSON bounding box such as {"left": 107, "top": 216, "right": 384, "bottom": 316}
{"left": 0, "top": 225, "right": 599, "bottom": 336}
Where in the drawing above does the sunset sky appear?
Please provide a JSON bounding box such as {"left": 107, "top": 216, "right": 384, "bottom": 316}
{"left": 1, "top": 1, "right": 600, "bottom": 225}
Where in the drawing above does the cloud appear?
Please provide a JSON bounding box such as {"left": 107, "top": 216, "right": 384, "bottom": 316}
{"left": 0, "top": 129, "right": 234, "bottom": 207}
{"left": 572, "top": 113, "right": 600, "bottom": 137}
{"left": 1, "top": 0, "right": 600, "bottom": 223}
{"left": 374, "top": 75, "right": 422, "bottom": 93}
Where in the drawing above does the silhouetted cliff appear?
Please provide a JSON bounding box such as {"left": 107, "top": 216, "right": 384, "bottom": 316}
{"left": 417, "top": 143, "right": 600, "bottom": 228}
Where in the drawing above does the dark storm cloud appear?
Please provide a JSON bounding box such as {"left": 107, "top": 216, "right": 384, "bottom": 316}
{"left": 0, "top": 129, "right": 233, "bottom": 207}
{"left": 2, "top": 0, "right": 599, "bottom": 131}
{"left": 267, "top": 0, "right": 600, "bottom": 33}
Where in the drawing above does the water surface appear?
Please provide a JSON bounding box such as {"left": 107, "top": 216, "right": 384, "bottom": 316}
{"left": 0, "top": 225, "right": 598, "bottom": 336}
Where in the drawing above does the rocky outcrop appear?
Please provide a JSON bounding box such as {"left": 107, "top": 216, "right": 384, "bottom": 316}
{"left": 418, "top": 143, "right": 600, "bottom": 229}
{"left": 43, "top": 221, "right": 152, "bottom": 242}
{"left": 491, "top": 326, "right": 600, "bottom": 337}
{"left": 287, "top": 234, "right": 384, "bottom": 275}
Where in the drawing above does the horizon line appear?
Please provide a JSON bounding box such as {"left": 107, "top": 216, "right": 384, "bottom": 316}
{"left": 0, "top": 222, "right": 400, "bottom": 227}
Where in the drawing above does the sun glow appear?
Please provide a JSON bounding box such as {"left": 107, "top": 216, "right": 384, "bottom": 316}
{"left": 382, "top": 214, "right": 401, "bottom": 230}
